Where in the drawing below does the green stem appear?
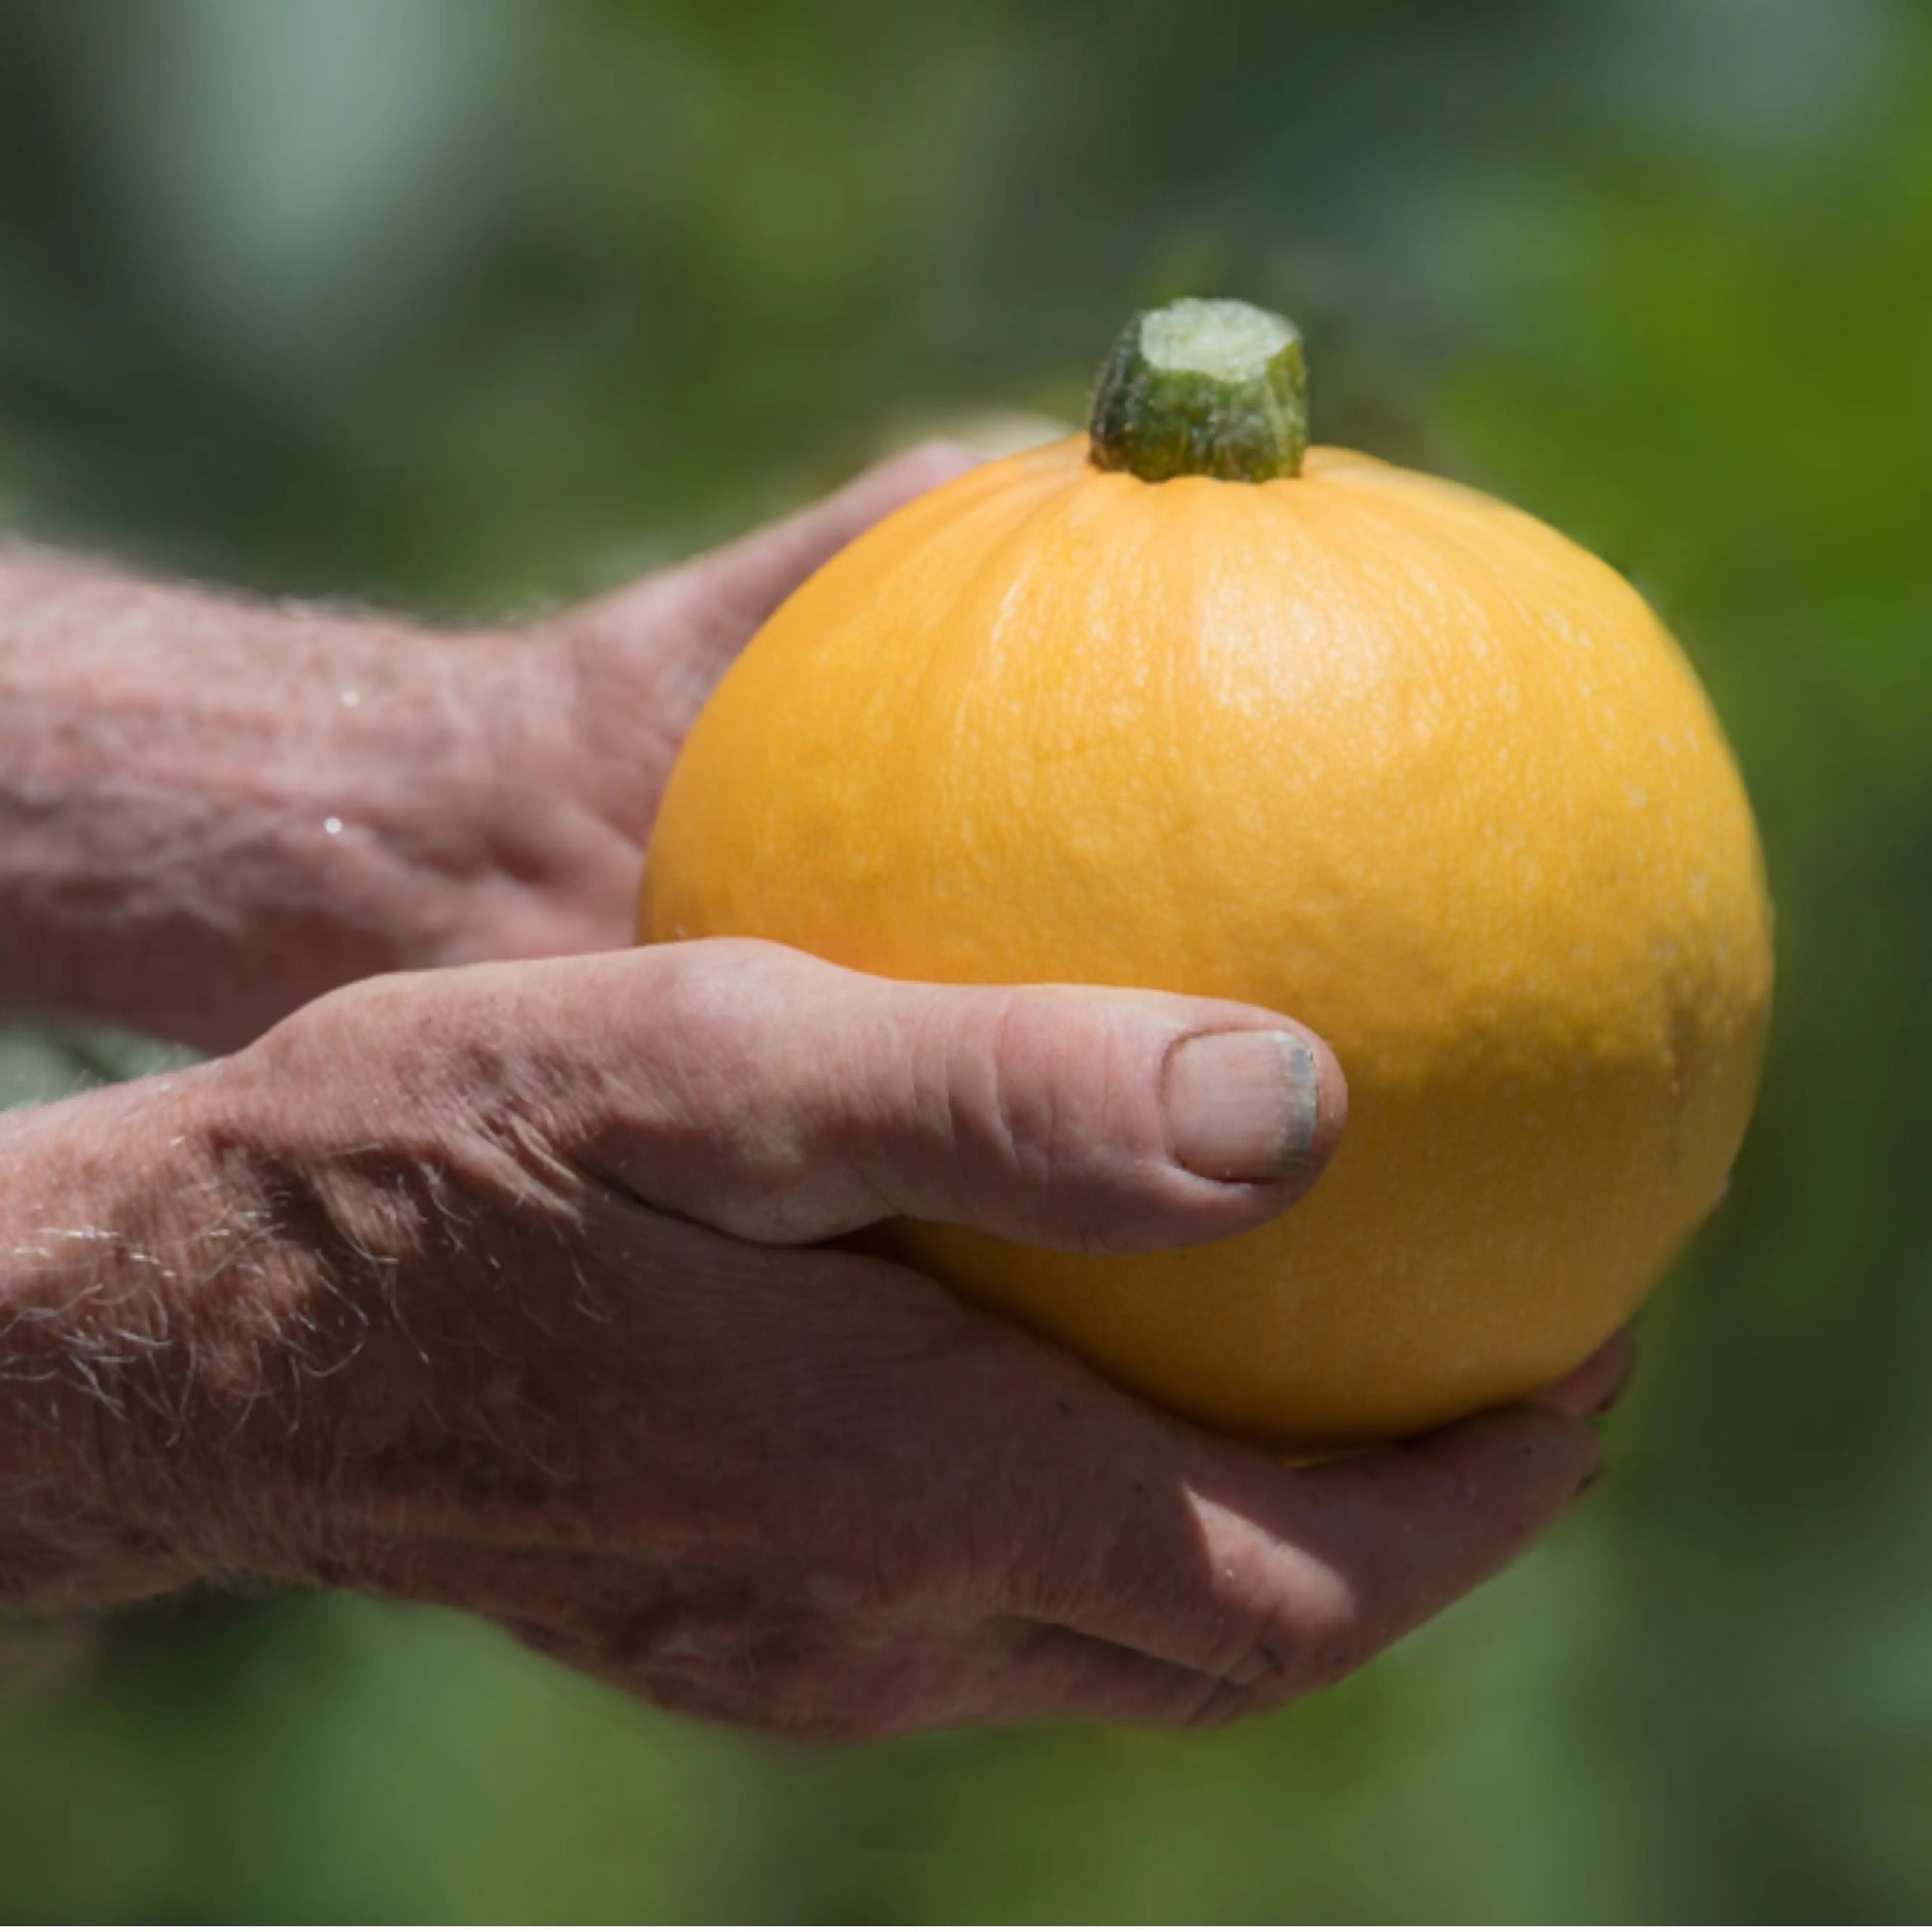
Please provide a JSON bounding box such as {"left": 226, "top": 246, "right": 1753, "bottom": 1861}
{"left": 1088, "top": 298, "right": 1309, "bottom": 483}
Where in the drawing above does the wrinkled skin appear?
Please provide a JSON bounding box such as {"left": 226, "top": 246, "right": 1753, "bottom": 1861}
{"left": 9, "top": 939, "right": 1614, "bottom": 1740}
{"left": 0, "top": 448, "right": 1620, "bottom": 1739}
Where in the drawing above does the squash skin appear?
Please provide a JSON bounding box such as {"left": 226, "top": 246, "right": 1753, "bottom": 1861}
{"left": 638, "top": 436, "right": 1773, "bottom": 1449}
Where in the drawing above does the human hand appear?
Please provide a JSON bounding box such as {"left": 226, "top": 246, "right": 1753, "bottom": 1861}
{"left": 0, "top": 446, "right": 974, "bottom": 1049}
{"left": 440, "top": 443, "right": 982, "bottom": 968}
{"left": 45, "top": 938, "right": 1617, "bottom": 1739}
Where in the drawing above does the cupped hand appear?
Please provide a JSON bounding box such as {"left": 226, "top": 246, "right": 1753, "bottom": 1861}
{"left": 133, "top": 938, "right": 1617, "bottom": 1740}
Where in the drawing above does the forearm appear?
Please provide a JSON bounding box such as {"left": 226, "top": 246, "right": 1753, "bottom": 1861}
{"left": 0, "top": 549, "right": 573, "bottom": 1048}
{"left": 0, "top": 1066, "right": 240, "bottom": 1608}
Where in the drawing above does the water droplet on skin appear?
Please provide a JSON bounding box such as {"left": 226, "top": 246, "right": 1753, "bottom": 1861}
{"left": 324, "top": 817, "right": 344, "bottom": 837}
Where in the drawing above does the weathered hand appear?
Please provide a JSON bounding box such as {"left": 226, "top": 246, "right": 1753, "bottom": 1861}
{"left": 0, "top": 446, "right": 975, "bottom": 1048}
{"left": 458, "top": 444, "right": 981, "bottom": 966}
{"left": 24, "top": 938, "right": 1617, "bottom": 1740}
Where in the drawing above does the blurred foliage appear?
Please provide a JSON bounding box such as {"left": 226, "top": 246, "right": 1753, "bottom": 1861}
{"left": 3, "top": 0, "right": 1930, "bottom": 1920}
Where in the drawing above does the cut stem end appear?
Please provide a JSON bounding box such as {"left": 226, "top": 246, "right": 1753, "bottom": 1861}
{"left": 1089, "top": 298, "right": 1309, "bottom": 483}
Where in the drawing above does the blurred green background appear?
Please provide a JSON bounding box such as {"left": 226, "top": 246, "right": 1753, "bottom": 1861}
{"left": 2, "top": 0, "right": 1929, "bottom": 1920}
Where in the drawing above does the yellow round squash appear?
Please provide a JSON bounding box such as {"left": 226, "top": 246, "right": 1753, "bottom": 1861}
{"left": 639, "top": 299, "right": 1772, "bottom": 1449}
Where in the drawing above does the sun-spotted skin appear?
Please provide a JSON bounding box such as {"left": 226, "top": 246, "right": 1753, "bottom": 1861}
{"left": 639, "top": 436, "right": 1773, "bottom": 1450}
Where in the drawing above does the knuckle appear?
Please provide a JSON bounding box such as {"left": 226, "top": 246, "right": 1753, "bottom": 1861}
{"left": 1201, "top": 1549, "right": 1376, "bottom": 1703}
{"left": 1213, "top": 1616, "right": 1364, "bottom": 1706}
{"left": 803, "top": 1549, "right": 922, "bottom": 1626}
{"left": 633, "top": 936, "right": 787, "bottom": 1038}
{"left": 979, "top": 995, "right": 1071, "bottom": 1184}
{"left": 577, "top": 1555, "right": 906, "bottom": 1737}
{"left": 1271, "top": 1564, "right": 1377, "bottom": 1694}
{"left": 969, "top": 994, "right": 1142, "bottom": 1191}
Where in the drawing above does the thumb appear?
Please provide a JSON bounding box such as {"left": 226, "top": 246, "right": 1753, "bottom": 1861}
{"left": 561, "top": 938, "right": 1346, "bottom": 1249}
